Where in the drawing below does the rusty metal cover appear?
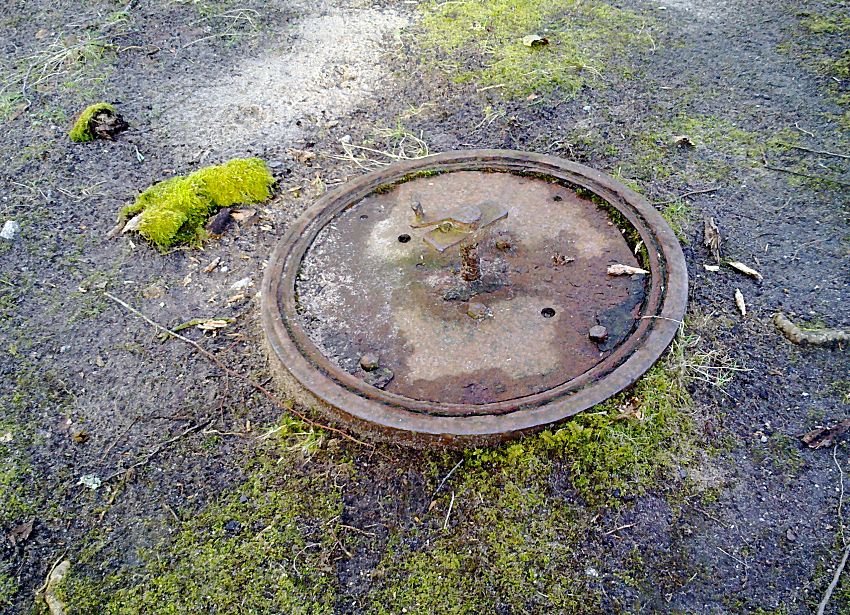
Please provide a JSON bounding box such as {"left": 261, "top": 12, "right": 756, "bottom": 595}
{"left": 261, "top": 150, "right": 687, "bottom": 447}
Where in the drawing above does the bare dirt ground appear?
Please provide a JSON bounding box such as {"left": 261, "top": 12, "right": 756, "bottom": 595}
{"left": 1, "top": 0, "right": 848, "bottom": 613}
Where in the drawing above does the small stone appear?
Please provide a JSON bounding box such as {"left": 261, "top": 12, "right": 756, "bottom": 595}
{"left": 786, "top": 528, "right": 797, "bottom": 542}
{"left": 359, "top": 353, "right": 380, "bottom": 371}
{"left": 466, "top": 302, "right": 489, "bottom": 320}
{"left": 230, "top": 277, "right": 253, "bottom": 291}
{"left": 224, "top": 520, "right": 241, "bottom": 533}
{"left": 588, "top": 325, "right": 608, "bottom": 342}
{"left": 364, "top": 367, "right": 393, "bottom": 389}
{"left": 1, "top": 220, "right": 20, "bottom": 240}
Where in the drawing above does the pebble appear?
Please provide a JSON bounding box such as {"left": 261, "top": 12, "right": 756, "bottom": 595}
{"left": 230, "top": 277, "right": 253, "bottom": 291}
{"left": 364, "top": 367, "right": 393, "bottom": 389}
{"left": 1, "top": 220, "right": 20, "bottom": 240}
{"left": 588, "top": 325, "right": 608, "bottom": 342}
{"left": 359, "top": 353, "right": 379, "bottom": 371}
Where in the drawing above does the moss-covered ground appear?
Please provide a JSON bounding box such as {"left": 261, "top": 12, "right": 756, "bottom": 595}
{"left": 419, "top": 0, "right": 655, "bottom": 97}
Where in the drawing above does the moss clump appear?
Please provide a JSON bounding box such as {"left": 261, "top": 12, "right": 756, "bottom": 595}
{"left": 122, "top": 158, "right": 274, "bottom": 250}
{"left": 419, "top": 0, "right": 654, "bottom": 96}
{"left": 57, "top": 417, "right": 344, "bottom": 614}
{"left": 69, "top": 103, "right": 116, "bottom": 142}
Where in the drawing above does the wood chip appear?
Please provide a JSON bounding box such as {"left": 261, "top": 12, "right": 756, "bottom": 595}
{"left": 734, "top": 288, "right": 746, "bottom": 316}
{"left": 703, "top": 264, "right": 720, "bottom": 272}
{"left": 607, "top": 264, "right": 648, "bottom": 276}
{"left": 196, "top": 319, "right": 230, "bottom": 331}
{"left": 704, "top": 216, "right": 721, "bottom": 263}
{"left": 728, "top": 261, "right": 763, "bottom": 282}
{"left": 203, "top": 257, "right": 221, "bottom": 273}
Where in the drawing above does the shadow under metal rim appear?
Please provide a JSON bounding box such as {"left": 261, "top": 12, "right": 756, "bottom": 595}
{"left": 260, "top": 150, "right": 688, "bottom": 447}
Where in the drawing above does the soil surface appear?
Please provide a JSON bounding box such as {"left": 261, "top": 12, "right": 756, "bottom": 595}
{"left": 1, "top": 0, "right": 848, "bottom": 613}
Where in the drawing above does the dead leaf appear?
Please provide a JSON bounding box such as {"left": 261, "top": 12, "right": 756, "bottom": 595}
{"left": 7, "top": 518, "right": 34, "bottom": 547}
{"left": 196, "top": 319, "right": 230, "bottom": 331}
{"left": 727, "top": 261, "right": 763, "bottom": 282}
{"left": 703, "top": 264, "right": 720, "bottom": 272}
{"left": 703, "top": 216, "right": 721, "bottom": 263}
{"left": 287, "top": 148, "right": 316, "bottom": 164}
{"left": 801, "top": 419, "right": 850, "bottom": 449}
{"left": 614, "top": 396, "right": 643, "bottom": 421}
{"left": 203, "top": 257, "right": 221, "bottom": 273}
{"left": 671, "top": 135, "right": 695, "bottom": 148}
{"left": 607, "top": 264, "right": 648, "bottom": 276}
{"left": 522, "top": 34, "right": 549, "bottom": 47}
{"left": 142, "top": 285, "right": 165, "bottom": 300}
{"left": 71, "top": 430, "right": 89, "bottom": 444}
{"left": 734, "top": 288, "right": 746, "bottom": 316}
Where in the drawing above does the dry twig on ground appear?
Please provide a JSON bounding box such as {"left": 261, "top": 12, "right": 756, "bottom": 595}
{"left": 104, "top": 291, "right": 372, "bottom": 449}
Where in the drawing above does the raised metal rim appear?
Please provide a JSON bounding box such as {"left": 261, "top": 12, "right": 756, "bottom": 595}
{"left": 261, "top": 150, "right": 688, "bottom": 445}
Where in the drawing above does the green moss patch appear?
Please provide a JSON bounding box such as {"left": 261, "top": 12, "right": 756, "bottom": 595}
{"left": 122, "top": 158, "right": 274, "bottom": 250}
{"left": 57, "top": 419, "right": 344, "bottom": 614}
{"left": 419, "top": 0, "right": 654, "bottom": 97}
{"left": 69, "top": 103, "right": 116, "bottom": 142}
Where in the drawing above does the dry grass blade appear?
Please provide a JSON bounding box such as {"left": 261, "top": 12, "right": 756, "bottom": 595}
{"left": 329, "top": 128, "right": 434, "bottom": 171}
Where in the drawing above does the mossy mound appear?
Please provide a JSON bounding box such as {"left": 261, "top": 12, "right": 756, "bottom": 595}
{"left": 122, "top": 158, "right": 275, "bottom": 250}
{"left": 69, "top": 103, "right": 118, "bottom": 142}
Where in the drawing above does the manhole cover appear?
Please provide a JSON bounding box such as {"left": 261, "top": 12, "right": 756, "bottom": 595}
{"left": 261, "top": 150, "right": 687, "bottom": 446}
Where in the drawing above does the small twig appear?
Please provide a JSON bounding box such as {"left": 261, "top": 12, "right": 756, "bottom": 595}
{"left": 338, "top": 524, "right": 376, "bottom": 537}
{"left": 34, "top": 550, "right": 69, "bottom": 597}
{"left": 103, "top": 419, "right": 212, "bottom": 483}
{"left": 774, "top": 313, "right": 849, "bottom": 346}
{"left": 163, "top": 502, "right": 181, "bottom": 524}
{"left": 817, "top": 545, "right": 850, "bottom": 615}
{"left": 640, "top": 315, "right": 684, "bottom": 324}
{"left": 100, "top": 415, "right": 139, "bottom": 460}
{"left": 716, "top": 546, "right": 748, "bottom": 570}
{"left": 761, "top": 153, "right": 850, "bottom": 188}
{"left": 835, "top": 446, "right": 847, "bottom": 547}
{"left": 104, "top": 292, "right": 372, "bottom": 448}
{"left": 652, "top": 186, "right": 719, "bottom": 206}
{"left": 603, "top": 522, "right": 636, "bottom": 536}
{"left": 778, "top": 142, "right": 850, "bottom": 160}
{"left": 443, "top": 491, "right": 456, "bottom": 530}
{"left": 424, "top": 459, "right": 464, "bottom": 513}
{"left": 794, "top": 122, "right": 816, "bottom": 138}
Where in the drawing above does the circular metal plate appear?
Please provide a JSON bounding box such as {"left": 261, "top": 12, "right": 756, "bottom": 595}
{"left": 261, "top": 150, "right": 688, "bottom": 446}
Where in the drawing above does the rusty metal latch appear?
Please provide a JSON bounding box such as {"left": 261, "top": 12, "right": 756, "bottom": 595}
{"left": 410, "top": 199, "right": 508, "bottom": 253}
